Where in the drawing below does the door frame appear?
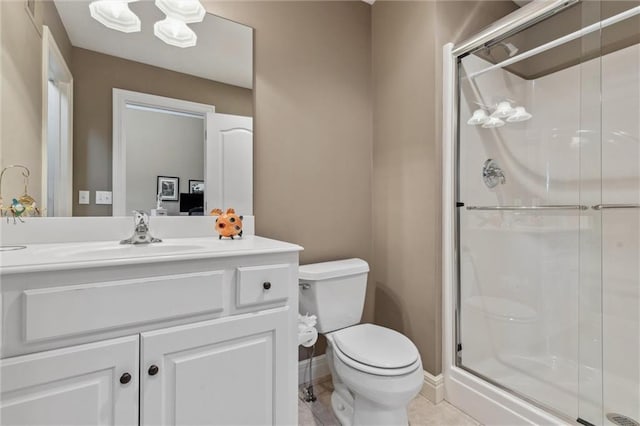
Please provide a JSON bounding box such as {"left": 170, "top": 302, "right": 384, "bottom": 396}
{"left": 112, "top": 89, "right": 214, "bottom": 216}
{"left": 42, "top": 25, "right": 73, "bottom": 216}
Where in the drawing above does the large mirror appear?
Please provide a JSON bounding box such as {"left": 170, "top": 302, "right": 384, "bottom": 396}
{"left": 0, "top": 0, "right": 253, "bottom": 217}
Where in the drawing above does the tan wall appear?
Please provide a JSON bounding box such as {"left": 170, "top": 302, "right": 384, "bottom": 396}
{"left": 205, "top": 0, "right": 374, "bottom": 316}
{"left": 72, "top": 47, "right": 253, "bottom": 216}
{"left": 0, "top": 0, "right": 71, "bottom": 211}
{"left": 372, "top": 0, "right": 518, "bottom": 375}
{"left": 204, "top": 1, "right": 374, "bottom": 359}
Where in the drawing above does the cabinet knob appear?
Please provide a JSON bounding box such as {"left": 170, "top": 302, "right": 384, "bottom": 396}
{"left": 119, "top": 372, "right": 132, "bottom": 384}
{"left": 148, "top": 365, "right": 159, "bottom": 376}
{"left": 263, "top": 281, "right": 271, "bottom": 290}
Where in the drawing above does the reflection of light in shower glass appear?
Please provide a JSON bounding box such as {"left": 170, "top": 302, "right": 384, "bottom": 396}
{"left": 481, "top": 117, "right": 505, "bottom": 129}
{"left": 491, "top": 101, "right": 515, "bottom": 118}
{"left": 467, "top": 109, "right": 489, "bottom": 125}
{"left": 506, "top": 106, "right": 532, "bottom": 122}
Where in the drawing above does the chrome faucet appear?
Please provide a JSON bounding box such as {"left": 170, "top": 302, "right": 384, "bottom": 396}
{"left": 120, "top": 211, "right": 162, "bottom": 244}
{"left": 482, "top": 159, "right": 506, "bottom": 189}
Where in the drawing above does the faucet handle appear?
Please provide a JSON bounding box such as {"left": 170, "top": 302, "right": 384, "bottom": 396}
{"left": 482, "top": 159, "right": 506, "bottom": 189}
{"left": 132, "top": 210, "right": 150, "bottom": 226}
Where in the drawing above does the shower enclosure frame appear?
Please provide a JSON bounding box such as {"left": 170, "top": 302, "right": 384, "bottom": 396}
{"left": 441, "top": 1, "right": 586, "bottom": 424}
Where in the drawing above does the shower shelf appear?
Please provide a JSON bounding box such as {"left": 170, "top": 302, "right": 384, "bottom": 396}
{"left": 466, "top": 205, "right": 588, "bottom": 211}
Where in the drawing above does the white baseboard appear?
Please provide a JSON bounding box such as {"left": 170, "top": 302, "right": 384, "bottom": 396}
{"left": 420, "top": 371, "right": 445, "bottom": 404}
{"left": 298, "top": 354, "right": 330, "bottom": 386}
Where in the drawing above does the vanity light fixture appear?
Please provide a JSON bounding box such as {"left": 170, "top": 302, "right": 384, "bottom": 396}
{"left": 154, "top": 0, "right": 206, "bottom": 23}
{"left": 89, "top": 0, "right": 141, "bottom": 33}
{"left": 153, "top": 0, "right": 204, "bottom": 48}
{"left": 154, "top": 17, "right": 198, "bottom": 48}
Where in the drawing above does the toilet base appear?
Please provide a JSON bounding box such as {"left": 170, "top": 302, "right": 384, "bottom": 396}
{"left": 352, "top": 395, "right": 409, "bottom": 426}
{"left": 331, "top": 386, "right": 354, "bottom": 426}
{"left": 329, "top": 387, "right": 409, "bottom": 426}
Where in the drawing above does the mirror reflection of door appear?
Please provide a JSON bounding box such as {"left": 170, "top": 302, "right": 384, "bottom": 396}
{"left": 207, "top": 114, "right": 253, "bottom": 216}
{"left": 124, "top": 105, "right": 205, "bottom": 216}
{"left": 113, "top": 89, "right": 253, "bottom": 217}
{"left": 43, "top": 26, "right": 73, "bottom": 217}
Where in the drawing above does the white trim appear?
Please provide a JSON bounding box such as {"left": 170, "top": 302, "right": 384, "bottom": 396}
{"left": 42, "top": 26, "right": 73, "bottom": 217}
{"left": 112, "top": 89, "right": 215, "bottom": 216}
{"left": 420, "top": 371, "right": 444, "bottom": 404}
{"left": 298, "top": 354, "right": 330, "bottom": 386}
{"left": 468, "top": 5, "right": 640, "bottom": 79}
{"left": 441, "top": 43, "right": 569, "bottom": 426}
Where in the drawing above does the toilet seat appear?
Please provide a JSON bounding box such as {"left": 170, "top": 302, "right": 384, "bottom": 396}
{"left": 329, "top": 324, "right": 421, "bottom": 376}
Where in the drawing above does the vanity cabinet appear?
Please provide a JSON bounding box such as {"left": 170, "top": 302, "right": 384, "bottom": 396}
{"left": 141, "top": 309, "right": 289, "bottom": 426}
{"left": 0, "top": 237, "right": 301, "bottom": 426}
{"left": 0, "top": 336, "right": 139, "bottom": 426}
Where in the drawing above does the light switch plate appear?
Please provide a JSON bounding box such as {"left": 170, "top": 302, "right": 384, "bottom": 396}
{"left": 78, "top": 190, "right": 90, "bottom": 205}
{"left": 95, "top": 191, "right": 112, "bottom": 205}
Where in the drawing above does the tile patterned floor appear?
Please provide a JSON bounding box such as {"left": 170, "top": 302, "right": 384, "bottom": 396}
{"left": 298, "top": 379, "right": 480, "bottom": 426}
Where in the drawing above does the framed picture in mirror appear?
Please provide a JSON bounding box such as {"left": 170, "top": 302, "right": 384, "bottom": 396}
{"left": 189, "top": 180, "right": 204, "bottom": 194}
{"left": 157, "top": 176, "right": 179, "bottom": 202}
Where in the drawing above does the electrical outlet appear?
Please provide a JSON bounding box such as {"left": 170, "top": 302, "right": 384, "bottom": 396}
{"left": 95, "top": 191, "right": 112, "bottom": 205}
{"left": 78, "top": 190, "right": 90, "bottom": 205}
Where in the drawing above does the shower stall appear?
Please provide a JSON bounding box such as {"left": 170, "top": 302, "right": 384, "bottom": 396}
{"left": 443, "top": 1, "right": 639, "bottom": 425}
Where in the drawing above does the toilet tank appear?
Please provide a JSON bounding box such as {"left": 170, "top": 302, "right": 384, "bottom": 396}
{"left": 298, "top": 258, "right": 369, "bottom": 333}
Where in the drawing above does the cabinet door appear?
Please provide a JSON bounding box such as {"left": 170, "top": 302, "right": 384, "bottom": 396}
{"left": 0, "top": 335, "right": 139, "bottom": 426}
{"left": 141, "top": 309, "right": 289, "bottom": 426}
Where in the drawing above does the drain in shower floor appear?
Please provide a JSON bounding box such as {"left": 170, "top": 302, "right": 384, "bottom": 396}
{"left": 607, "top": 413, "right": 640, "bottom": 426}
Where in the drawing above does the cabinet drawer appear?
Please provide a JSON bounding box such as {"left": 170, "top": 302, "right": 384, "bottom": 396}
{"left": 236, "top": 264, "right": 289, "bottom": 308}
{"left": 24, "top": 271, "right": 225, "bottom": 342}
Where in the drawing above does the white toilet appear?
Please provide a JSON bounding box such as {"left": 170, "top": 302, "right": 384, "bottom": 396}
{"left": 299, "top": 258, "right": 423, "bottom": 426}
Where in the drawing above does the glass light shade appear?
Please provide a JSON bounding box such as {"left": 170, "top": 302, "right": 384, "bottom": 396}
{"left": 467, "top": 109, "right": 489, "bottom": 125}
{"left": 89, "top": 0, "right": 141, "bottom": 33}
{"left": 506, "top": 106, "right": 532, "bottom": 122}
{"left": 491, "top": 101, "right": 514, "bottom": 118}
{"left": 155, "top": 0, "right": 205, "bottom": 23}
{"left": 154, "top": 17, "right": 197, "bottom": 48}
{"left": 482, "top": 116, "right": 505, "bottom": 129}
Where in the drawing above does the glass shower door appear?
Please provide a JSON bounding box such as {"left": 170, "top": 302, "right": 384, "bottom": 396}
{"left": 454, "top": 1, "right": 616, "bottom": 422}
{"left": 599, "top": 2, "right": 640, "bottom": 425}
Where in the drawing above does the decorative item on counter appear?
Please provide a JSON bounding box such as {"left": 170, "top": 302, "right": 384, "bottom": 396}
{"left": 120, "top": 211, "right": 162, "bottom": 244}
{"left": 151, "top": 192, "right": 168, "bottom": 216}
{"left": 0, "top": 165, "right": 42, "bottom": 223}
{"left": 210, "top": 208, "right": 243, "bottom": 239}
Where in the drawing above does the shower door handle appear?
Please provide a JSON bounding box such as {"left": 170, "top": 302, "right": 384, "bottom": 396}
{"left": 592, "top": 204, "right": 640, "bottom": 210}
{"left": 466, "top": 205, "right": 588, "bottom": 211}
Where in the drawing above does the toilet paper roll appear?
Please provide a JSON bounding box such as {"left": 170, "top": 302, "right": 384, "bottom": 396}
{"left": 298, "top": 327, "right": 318, "bottom": 347}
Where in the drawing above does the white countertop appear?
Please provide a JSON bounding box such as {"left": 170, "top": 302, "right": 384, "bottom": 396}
{"left": 0, "top": 236, "right": 303, "bottom": 275}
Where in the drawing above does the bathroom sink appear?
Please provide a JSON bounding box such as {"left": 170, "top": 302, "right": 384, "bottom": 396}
{"left": 40, "top": 242, "right": 208, "bottom": 260}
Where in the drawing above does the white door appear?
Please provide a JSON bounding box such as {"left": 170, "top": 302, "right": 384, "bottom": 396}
{"left": 206, "top": 113, "right": 253, "bottom": 215}
{"left": 0, "top": 336, "right": 139, "bottom": 426}
{"left": 141, "top": 310, "right": 288, "bottom": 426}
{"left": 42, "top": 26, "right": 73, "bottom": 217}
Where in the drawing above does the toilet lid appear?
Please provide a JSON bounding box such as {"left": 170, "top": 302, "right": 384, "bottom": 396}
{"left": 332, "top": 324, "right": 419, "bottom": 369}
